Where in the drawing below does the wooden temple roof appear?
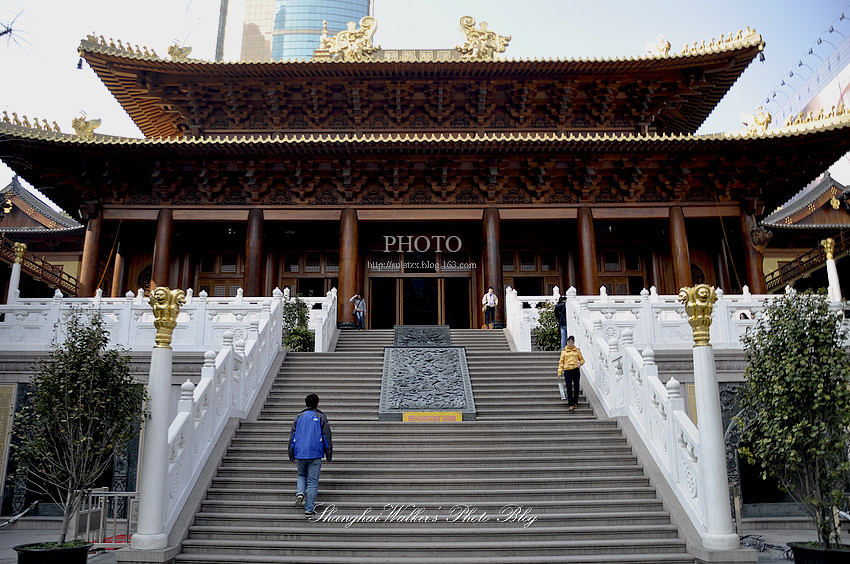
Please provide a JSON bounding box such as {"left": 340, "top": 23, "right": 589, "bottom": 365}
{"left": 78, "top": 32, "right": 764, "bottom": 139}
{"left": 2, "top": 111, "right": 849, "bottom": 217}
{"left": 762, "top": 173, "right": 850, "bottom": 230}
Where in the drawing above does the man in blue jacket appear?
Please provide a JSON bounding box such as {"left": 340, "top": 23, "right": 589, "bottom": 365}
{"left": 289, "top": 393, "right": 333, "bottom": 516}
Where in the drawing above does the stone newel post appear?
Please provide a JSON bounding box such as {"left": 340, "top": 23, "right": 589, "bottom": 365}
{"left": 678, "top": 285, "right": 739, "bottom": 549}
{"left": 821, "top": 238, "right": 843, "bottom": 302}
{"left": 5, "top": 242, "right": 26, "bottom": 304}
{"left": 131, "top": 287, "right": 186, "bottom": 550}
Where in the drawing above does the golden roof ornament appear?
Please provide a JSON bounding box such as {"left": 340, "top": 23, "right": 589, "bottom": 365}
{"left": 168, "top": 42, "right": 192, "bottom": 61}
{"left": 456, "top": 16, "right": 511, "bottom": 61}
{"left": 646, "top": 34, "right": 671, "bottom": 56}
{"left": 13, "top": 242, "right": 27, "bottom": 264}
{"left": 71, "top": 114, "right": 101, "bottom": 138}
{"left": 678, "top": 284, "right": 717, "bottom": 347}
{"left": 322, "top": 16, "right": 379, "bottom": 62}
{"left": 784, "top": 104, "right": 848, "bottom": 127}
{"left": 150, "top": 286, "right": 186, "bottom": 349}
{"left": 740, "top": 105, "right": 771, "bottom": 135}
{"left": 821, "top": 238, "right": 836, "bottom": 260}
{"left": 680, "top": 26, "right": 759, "bottom": 56}
{"left": 830, "top": 195, "right": 842, "bottom": 210}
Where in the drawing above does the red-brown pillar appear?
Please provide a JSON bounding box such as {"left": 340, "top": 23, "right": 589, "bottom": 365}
{"left": 741, "top": 211, "right": 769, "bottom": 294}
{"left": 577, "top": 207, "right": 598, "bottom": 295}
{"left": 482, "top": 208, "right": 503, "bottom": 325}
{"left": 78, "top": 209, "right": 102, "bottom": 297}
{"left": 110, "top": 243, "right": 126, "bottom": 297}
{"left": 151, "top": 208, "right": 174, "bottom": 291}
{"left": 338, "top": 209, "right": 359, "bottom": 327}
{"left": 669, "top": 206, "right": 692, "bottom": 290}
{"left": 244, "top": 209, "right": 264, "bottom": 296}
{"left": 715, "top": 241, "right": 733, "bottom": 293}
{"left": 263, "top": 251, "right": 278, "bottom": 296}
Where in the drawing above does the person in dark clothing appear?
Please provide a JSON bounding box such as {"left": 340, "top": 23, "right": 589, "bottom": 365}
{"left": 289, "top": 393, "right": 333, "bottom": 516}
{"left": 350, "top": 292, "right": 366, "bottom": 330}
{"left": 553, "top": 296, "right": 568, "bottom": 349}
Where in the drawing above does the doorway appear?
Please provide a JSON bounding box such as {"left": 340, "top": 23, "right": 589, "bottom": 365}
{"left": 370, "top": 278, "right": 397, "bottom": 329}
{"left": 403, "top": 278, "right": 438, "bottom": 325}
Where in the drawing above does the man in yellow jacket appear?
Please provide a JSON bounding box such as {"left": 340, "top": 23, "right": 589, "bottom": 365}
{"left": 557, "top": 336, "right": 585, "bottom": 410}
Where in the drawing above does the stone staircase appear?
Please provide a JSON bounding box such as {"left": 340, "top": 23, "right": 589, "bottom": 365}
{"left": 175, "top": 329, "right": 694, "bottom": 563}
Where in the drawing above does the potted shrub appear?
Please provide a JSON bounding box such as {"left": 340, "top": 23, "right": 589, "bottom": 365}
{"left": 736, "top": 290, "right": 850, "bottom": 563}
{"left": 282, "top": 295, "right": 315, "bottom": 352}
{"left": 10, "top": 308, "right": 147, "bottom": 563}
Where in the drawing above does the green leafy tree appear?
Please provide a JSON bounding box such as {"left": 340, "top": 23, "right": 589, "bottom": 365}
{"left": 534, "top": 302, "right": 561, "bottom": 351}
{"left": 11, "top": 308, "right": 148, "bottom": 545}
{"left": 282, "top": 295, "right": 315, "bottom": 352}
{"left": 735, "top": 290, "right": 850, "bottom": 549}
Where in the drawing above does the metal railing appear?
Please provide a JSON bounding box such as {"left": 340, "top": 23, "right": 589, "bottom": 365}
{"left": 71, "top": 489, "right": 138, "bottom": 550}
{"left": 764, "top": 228, "right": 849, "bottom": 291}
{"left": 0, "top": 233, "right": 78, "bottom": 296}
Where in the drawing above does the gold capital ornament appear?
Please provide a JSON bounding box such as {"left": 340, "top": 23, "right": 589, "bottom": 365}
{"left": 149, "top": 286, "right": 186, "bottom": 349}
{"left": 12, "top": 242, "right": 26, "bottom": 264}
{"left": 678, "top": 284, "right": 717, "bottom": 347}
{"left": 821, "top": 237, "right": 836, "bottom": 260}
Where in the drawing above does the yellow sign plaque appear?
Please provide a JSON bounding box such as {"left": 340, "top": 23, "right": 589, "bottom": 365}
{"left": 403, "top": 411, "right": 462, "bottom": 423}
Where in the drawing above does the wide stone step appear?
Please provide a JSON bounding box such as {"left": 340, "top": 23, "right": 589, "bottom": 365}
{"left": 198, "top": 498, "right": 666, "bottom": 516}
{"left": 175, "top": 553, "right": 693, "bottom": 564}
{"left": 185, "top": 523, "right": 680, "bottom": 542}
{"left": 192, "top": 510, "right": 672, "bottom": 528}
{"left": 219, "top": 453, "right": 638, "bottom": 468}
{"left": 204, "top": 486, "right": 661, "bottom": 502}
{"left": 177, "top": 537, "right": 689, "bottom": 558}
{"left": 208, "top": 475, "right": 652, "bottom": 492}
{"left": 215, "top": 465, "right": 644, "bottom": 480}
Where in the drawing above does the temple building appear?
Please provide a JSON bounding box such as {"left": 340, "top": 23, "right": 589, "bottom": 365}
{"left": 2, "top": 17, "right": 850, "bottom": 330}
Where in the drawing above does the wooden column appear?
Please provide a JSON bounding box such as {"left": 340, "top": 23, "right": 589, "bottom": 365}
{"left": 669, "top": 206, "right": 692, "bottom": 290}
{"left": 715, "top": 241, "right": 733, "bottom": 293}
{"left": 263, "top": 251, "right": 278, "bottom": 296}
{"left": 178, "top": 252, "right": 193, "bottom": 294}
{"left": 577, "top": 207, "right": 598, "bottom": 295}
{"left": 78, "top": 209, "right": 102, "bottom": 297}
{"left": 338, "top": 208, "right": 359, "bottom": 328}
{"left": 482, "top": 208, "right": 503, "bottom": 324}
{"left": 740, "top": 211, "right": 769, "bottom": 294}
{"left": 151, "top": 209, "right": 174, "bottom": 291}
{"left": 110, "top": 243, "right": 126, "bottom": 297}
{"left": 244, "top": 209, "right": 264, "bottom": 296}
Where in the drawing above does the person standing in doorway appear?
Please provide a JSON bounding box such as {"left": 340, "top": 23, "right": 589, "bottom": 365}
{"left": 350, "top": 292, "right": 366, "bottom": 330}
{"left": 557, "top": 336, "right": 585, "bottom": 410}
{"left": 553, "top": 296, "right": 568, "bottom": 349}
{"left": 481, "top": 286, "right": 498, "bottom": 329}
{"left": 289, "top": 393, "right": 333, "bottom": 517}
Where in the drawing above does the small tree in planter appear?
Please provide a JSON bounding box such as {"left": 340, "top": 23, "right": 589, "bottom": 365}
{"left": 11, "top": 308, "right": 147, "bottom": 552}
{"left": 282, "top": 295, "right": 314, "bottom": 352}
{"left": 532, "top": 303, "right": 561, "bottom": 351}
{"left": 736, "top": 290, "right": 850, "bottom": 556}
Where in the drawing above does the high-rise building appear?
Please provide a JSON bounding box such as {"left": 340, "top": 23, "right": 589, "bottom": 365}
{"left": 241, "top": 0, "right": 372, "bottom": 61}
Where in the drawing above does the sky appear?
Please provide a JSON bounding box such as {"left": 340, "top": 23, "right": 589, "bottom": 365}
{"left": 1, "top": 0, "right": 849, "bottom": 197}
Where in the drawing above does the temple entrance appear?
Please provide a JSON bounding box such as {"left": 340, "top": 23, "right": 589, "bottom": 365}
{"left": 403, "top": 278, "right": 438, "bottom": 325}
{"left": 368, "top": 276, "right": 472, "bottom": 328}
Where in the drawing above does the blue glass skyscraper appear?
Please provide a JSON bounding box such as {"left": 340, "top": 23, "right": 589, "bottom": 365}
{"left": 242, "top": 0, "right": 372, "bottom": 61}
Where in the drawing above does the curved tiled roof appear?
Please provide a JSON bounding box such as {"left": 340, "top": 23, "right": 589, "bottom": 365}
{"left": 78, "top": 33, "right": 764, "bottom": 139}
{"left": 0, "top": 176, "right": 81, "bottom": 229}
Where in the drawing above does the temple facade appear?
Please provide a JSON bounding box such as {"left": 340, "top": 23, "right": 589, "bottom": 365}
{"left": 2, "top": 18, "right": 850, "bottom": 330}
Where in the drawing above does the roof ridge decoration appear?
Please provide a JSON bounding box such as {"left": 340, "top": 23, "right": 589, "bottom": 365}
{"left": 679, "top": 26, "right": 760, "bottom": 56}
{"left": 2, "top": 111, "right": 61, "bottom": 132}
{"left": 740, "top": 106, "right": 772, "bottom": 135}
{"left": 784, "top": 104, "right": 848, "bottom": 127}
{"left": 85, "top": 33, "right": 159, "bottom": 58}
{"left": 455, "top": 16, "right": 511, "bottom": 61}
{"left": 168, "top": 43, "right": 192, "bottom": 62}
{"left": 71, "top": 113, "right": 101, "bottom": 139}
{"left": 314, "top": 16, "right": 380, "bottom": 62}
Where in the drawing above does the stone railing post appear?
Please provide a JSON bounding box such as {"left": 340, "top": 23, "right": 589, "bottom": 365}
{"left": 678, "top": 284, "right": 739, "bottom": 550}
{"left": 5, "top": 242, "right": 26, "bottom": 304}
{"left": 132, "top": 287, "right": 186, "bottom": 550}
{"left": 821, "top": 238, "right": 843, "bottom": 302}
